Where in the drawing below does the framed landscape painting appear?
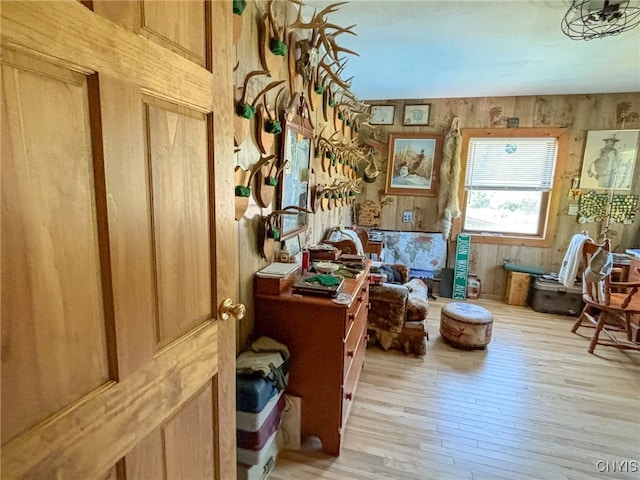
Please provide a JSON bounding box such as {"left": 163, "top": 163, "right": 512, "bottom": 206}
{"left": 385, "top": 132, "right": 442, "bottom": 196}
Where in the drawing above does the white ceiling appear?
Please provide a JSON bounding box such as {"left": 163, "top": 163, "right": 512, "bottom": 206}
{"left": 300, "top": 0, "right": 640, "bottom": 101}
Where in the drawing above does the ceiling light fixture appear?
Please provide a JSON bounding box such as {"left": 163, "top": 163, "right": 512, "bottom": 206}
{"left": 561, "top": 0, "right": 640, "bottom": 40}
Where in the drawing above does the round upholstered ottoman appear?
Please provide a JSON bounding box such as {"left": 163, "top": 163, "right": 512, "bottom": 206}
{"left": 440, "top": 302, "right": 493, "bottom": 349}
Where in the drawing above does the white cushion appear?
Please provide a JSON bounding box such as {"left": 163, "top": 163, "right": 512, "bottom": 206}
{"left": 338, "top": 229, "right": 364, "bottom": 255}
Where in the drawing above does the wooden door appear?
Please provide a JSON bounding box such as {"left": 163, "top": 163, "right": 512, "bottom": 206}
{"left": 1, "top": 1, "right": 238, "bottom": 478}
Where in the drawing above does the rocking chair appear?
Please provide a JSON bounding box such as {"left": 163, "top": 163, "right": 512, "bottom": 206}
{"left": 571, "top": 238, "right": 640, "bottom": 354}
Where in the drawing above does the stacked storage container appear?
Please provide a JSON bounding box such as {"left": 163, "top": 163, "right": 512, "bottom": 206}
{"left": 236, "top": 337, "right": 289, "bottom": 480}
{"left": 527, "top": 274, "right": 584, "bottom": 316}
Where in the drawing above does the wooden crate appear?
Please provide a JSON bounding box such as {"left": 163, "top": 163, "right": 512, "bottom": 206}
{"left": 504, "top": 271, "right": 531, "bottom": 306}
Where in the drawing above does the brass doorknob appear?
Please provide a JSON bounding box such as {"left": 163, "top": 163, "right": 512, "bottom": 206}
{"left": 218, "top": 298, "right": 246, "bottom": 321}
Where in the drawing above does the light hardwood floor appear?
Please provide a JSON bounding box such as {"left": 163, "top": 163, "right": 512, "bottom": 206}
{"left": 271, "top": 298, "right": 640, "bottom": 480}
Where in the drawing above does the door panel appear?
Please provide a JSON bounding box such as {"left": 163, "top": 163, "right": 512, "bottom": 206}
{"left": 123, "top": 428, "right": 164, "bottom": 479}
{"left": 1, "top": 315, "right": 219, "bottom": 477}
{"left": 141, "top": 0, "right": 207, "bottom": 66}
{"left": 1, "top": 1, "right": 236, "bottom": 478}
{"left": 97, "top": 74, "right": 155, "bottom": 378}
{"left": 1, "top": 52, "right": 111, "bottom": 444}
{"left": 163, "top": 383, "right": 215, "bottom": 479}
{"left": 145, "top": 99, "right": 212, "bottom": 347}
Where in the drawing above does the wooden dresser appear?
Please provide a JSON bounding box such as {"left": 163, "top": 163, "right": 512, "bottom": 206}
{"left": 254, "top": 261, "right": 370, "bottom": 456}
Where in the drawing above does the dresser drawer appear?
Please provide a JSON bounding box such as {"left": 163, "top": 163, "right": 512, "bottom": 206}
{"left": 343, "top": 300, "right": 367, "bottom": 381}
{"left": 344, "top": 283, "right": 369, "bottom": 339}
{"left": 341, "top": 329, "right": 366, "bottom": 428}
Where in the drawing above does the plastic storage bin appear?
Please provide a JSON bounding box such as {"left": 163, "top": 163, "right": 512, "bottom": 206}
{"left": 237, "top": 390, "right": 284, "bottom": 432}
{"left": 527, "top": 275, "right": 584, "bottom": 316}
{"left": 237, "top": 430, "right": 279, "bottom": 466}
{"left": 237, "top": 435, "right": 279, "bottom": 480}
{"left": 237, "top": 394, "right": 285, "bottom": 450}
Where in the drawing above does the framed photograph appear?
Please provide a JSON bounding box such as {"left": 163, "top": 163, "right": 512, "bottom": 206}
{"left": 403, "top": 104, "right": 430, "bottom": 126}
{"left": 369, "top": 105, "right": 395, "bottom": 125}
{"left": 282, "top": 234, "right": 302, "bottom": 257}
{"left": 579, "top": 129, "right": 639, "bottom": 191}
{"left": 385, "top": 132, "right": 442, "bottom": 196}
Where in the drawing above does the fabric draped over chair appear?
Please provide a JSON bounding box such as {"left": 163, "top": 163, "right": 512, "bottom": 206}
{"left": 571, "top": 238, "right": 640, "bottom": 354}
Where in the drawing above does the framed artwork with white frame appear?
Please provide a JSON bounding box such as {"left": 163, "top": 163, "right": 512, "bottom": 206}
{"left": 579, "top": 129, "right": 639, "bottom": 191}
{"left": 369, "top": 105, "right": 395, "bottom": 125}
{"left": 403, "top": 104, "right": 430, "bottom": 126}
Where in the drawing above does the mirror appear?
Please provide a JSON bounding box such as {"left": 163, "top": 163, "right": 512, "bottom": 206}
{"left": 278, "top": 111, "right": 314, "bottom": 239}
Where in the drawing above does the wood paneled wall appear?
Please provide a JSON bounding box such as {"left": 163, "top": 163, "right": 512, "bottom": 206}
{"left": 356, "top": 93, "right": 640, "bottom": 299}
{"left": 234, "top": 2, "right": 353, "bottom": 349}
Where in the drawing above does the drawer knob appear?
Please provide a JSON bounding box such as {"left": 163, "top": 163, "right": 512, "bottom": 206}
{"left": 348, "top": 313, "right": 355, "bottom": 321}
{"left": 345, "top": 392, "right": 353, "bottom": 401}
{"left": 347, "top": 349, "right": 354, "bottom": 357}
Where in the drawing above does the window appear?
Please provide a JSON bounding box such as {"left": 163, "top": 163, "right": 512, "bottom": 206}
{"left": 459, "top": 128, "right": 566, "bottom": 246}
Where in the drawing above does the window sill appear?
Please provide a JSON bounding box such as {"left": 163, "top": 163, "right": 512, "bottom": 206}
{"left": 459, "top": 232, "right": 552, "bottom": 248}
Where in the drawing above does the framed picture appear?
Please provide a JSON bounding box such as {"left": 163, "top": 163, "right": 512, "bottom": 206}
{"left": 369, "top": 105, "right": 395, "bottom": 125}
{"left": 385, "top": 132, "right": 442, "bottom": 196}
{"left": 282, "top": 234, "right": 301, "bottom": 257}
{"left": 579, "top": 129, "right": 639, "bottom": 191}
{"left": 403, "top": 104, "right": 430, "bottom": 126}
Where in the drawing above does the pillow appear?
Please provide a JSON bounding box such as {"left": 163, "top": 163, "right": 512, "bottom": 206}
{"left": 338, "top": 229, "right": 364, "bottom": 255}
{"left": 327, "top": 230, "right": 342, "bottom": 242}
{"left": 380, "top": 265, "right": 401, "bottom": 284}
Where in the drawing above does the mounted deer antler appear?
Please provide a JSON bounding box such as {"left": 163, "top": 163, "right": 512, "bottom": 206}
{"left": 253, "top": 80, "right": 286, "bottom": 154}
{"left": 237, "top": 70, "right": 270, "bottom": 114}
{"left": 261, "top": 205, "right": 313, "bottom": 257}
{"left": 289, "top": 2, "right": 346, "bottom": 29}
{"left": 259, "top": 0, "right": 304, "bottom": 72}
{"left": 251, "top": 79, "right": 286, "bottom": 110}
{"left": 234, "top": 165, "right": 252, "bottom": 220}
{"left": 252, "top": 154, "right": 288, "bottom": 208}
{"left": 289, "top": 2, "right": 357, "bottom": 62}
{"left": 318, "top": 56, "right": 353, "bottom": 91}
{"left": 318, "top": 25, "right": 359, "bottom": 63}
{"left": 234, "top": 69, "right": 271, "bottom": 145}
{"left": 267, "top": 0, "right": 304, "bottom": 41}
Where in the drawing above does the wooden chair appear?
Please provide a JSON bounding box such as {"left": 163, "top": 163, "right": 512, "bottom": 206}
{"left": 571, "top": 238, "right": 640, "bottom": 354}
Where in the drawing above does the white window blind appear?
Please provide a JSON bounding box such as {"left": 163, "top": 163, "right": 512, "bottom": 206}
{"left": 465, "top": 137, "right": 558, "bottom": 191}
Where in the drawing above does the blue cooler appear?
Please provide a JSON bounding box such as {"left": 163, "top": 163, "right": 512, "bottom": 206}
{"left": 236, "top": 345, "right": 289, "bottom": 413}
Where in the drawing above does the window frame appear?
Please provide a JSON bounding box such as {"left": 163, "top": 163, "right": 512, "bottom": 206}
{"left": 454, "top": 128, "right": 567, "bottom": 247}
